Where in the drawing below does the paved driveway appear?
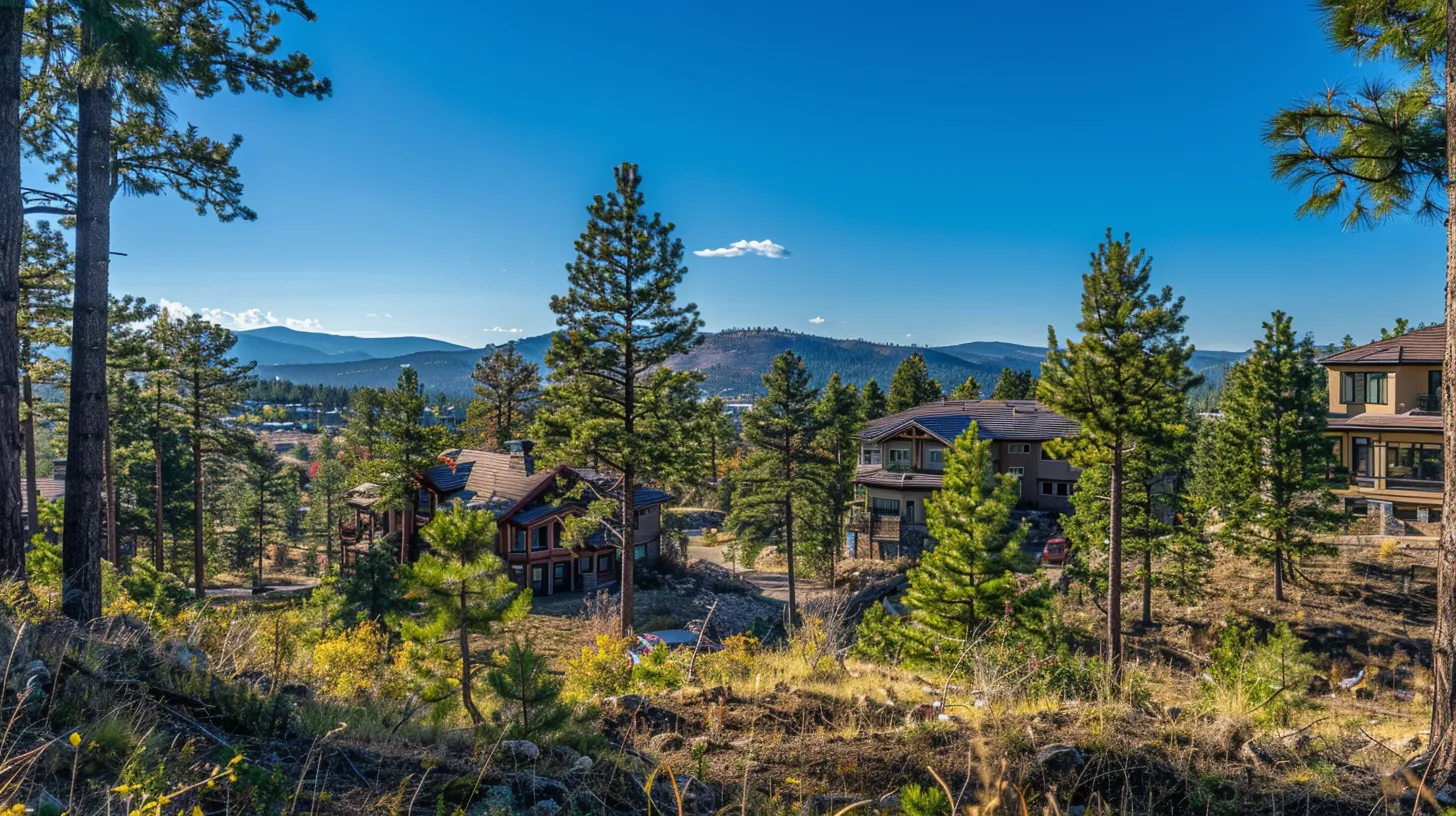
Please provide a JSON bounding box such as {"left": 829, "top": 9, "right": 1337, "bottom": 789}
{"left": 686, "top": 542, "right": 827, "bottom": 603}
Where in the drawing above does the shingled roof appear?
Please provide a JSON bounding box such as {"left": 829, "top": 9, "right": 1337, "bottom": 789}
{"left": 421, "top": 449, "right": 557, "bottom": 514}
{"left": 858, "top": 400, "right": 1079, "bottom": 444}
{"left": 1320, "top": 324, "right": 1443, "bottom": 365}
{"left": 20, "top": 476, "right": 64, "bottom": 519}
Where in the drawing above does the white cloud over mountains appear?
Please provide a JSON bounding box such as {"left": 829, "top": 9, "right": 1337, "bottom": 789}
{"left": 693, "top": 239, "right": 790, "bottom": 259}
{"left": 159, "top": 299, "right": 323, "bottom": 331}
{"left": 485, "top": 327, "right": 523, "bottom": 334}
{"left": 809, "top": 316, "right": 825, "bottom": 325}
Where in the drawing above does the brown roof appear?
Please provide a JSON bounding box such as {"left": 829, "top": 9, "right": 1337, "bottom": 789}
{"left": 1320, "top": 324, "right": 1443, "bottom": 365}
{"left": 858, "top": 400, "right": 1079, "bottom": 444}
{"left": 20, "top": 476, "right": 65, "bottom": 517}
{"left": 423, "top": 449, "right": 558, "bottom": 513}
{"left": 854, "top": 466, "right": 945, "bottom": 490}
{"left": 1328, "top": 412, "right": 1441, "bottom": 433}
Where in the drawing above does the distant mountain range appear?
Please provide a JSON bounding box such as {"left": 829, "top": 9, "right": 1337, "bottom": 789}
{"left": 240, "top": 328, "right": 1246, "bottom": 398}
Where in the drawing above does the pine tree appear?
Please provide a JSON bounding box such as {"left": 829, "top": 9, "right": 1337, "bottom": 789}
{"left": 378, "top": 367, "right": 438, "bottom": 562}
{"left": 542, "top": 162, "right": 703, "bottom": 637}
{"left": 486, "top": 637, "right": 571, "bottom": 742}
{"left": 948, "top": 375, "right": 982, "bottom": 400}
{"left": 235, "top": 442, "right": 297, "bottom": 588}
{"left": 816, "top": 372, "right": 862, "bottom": 586}
{"left": 729, "top": 350, "right": 828, "bottom": 627}
{"left": 1263, "top": 3, "right": 1456, "bottom": 764}
{"left": 169, "top": 314, "right": 254, "bottom": 598}
{"left": 468, "top": 342, "right": 540, "bottom": 451}
{"left": 990, "top": 368, "right": 1038, "bottom": 400}
{"left": 307, "top": 432, "right": 349, "bottom": 571}
{"left": 17, "top": 222, "right": 71, "bottom": 546}
{"left": 405, "top": 503, "right": 529, "bottom": 725}
{"left": 902, "top": 423, "right": 1041, "bottom": 646}
{"left": 887, "top": 353, "right": 941, "bottom": 413}
{"left": 1193, "top": 312, "right": 1340, "bottom": 603}
{"left": 860, "top": 378, "right": 888, "bottom": 420}
{"left": 341, "top": 387, "right": 386, "bottom": 467}
{"left": 1040, "top": 230, "right": 1197, "bottom": 681}
{"left": 0, "top": 0, "right": 23, "bottom": 581}
{"left": 340, "top": 540, "right": 409, "bottom": 625}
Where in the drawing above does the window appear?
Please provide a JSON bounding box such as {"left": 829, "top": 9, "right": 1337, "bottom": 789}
{"left": 1007, "top": 466, "right": 1024, "bottom": 478}
{"left": 1387, "top": 442, "right": 1443, "bottom": 483}
{"left": 553, "top": 521, "right": 566, "bottom": 548}
{"left": 553, "top": 562, "right": 567, "bottom": 584}
{"left": 927, "top": 449, "right": 943, "bottom": 468}
{"left": 1056, "top": 482, "right": 1069, "bottom": 496}
{"left": 861, "top": 447, "right": 881, "bottom": 465}
{"left": 888, "top": 448, "right": 911, "bottom": 465}
{"left": 1041, "top": 481, "right": 1053, "bottom": 495}
{"left": 1039, "top": 481, "right": 1071, "bottom": 496}
{"left": 596, "top": 553, "right": 613, "bottom": 573}
{"left": 870, "top": 497, "right": 901, "bottom": 516}
{"left": 634, "top": 544, "right": 647, "bottom": 560}
{"left": 1353, "top": 437, "right": 1372, "bottom": 477}
{"left": 531, "top": 526, "right": 548, "bottom": 551}
{"left": 1008, "top": 443, "right": 1031, "bottom": 455}
{"left": 1340, "top": 371, "right": 1388, "bottom": 404}
{"left": 512, "top": 529, "right": 527, "bottom": 553}
{"left": 579, "top": 557, "right": 592, "bottom": 574}
{"left": 509, "top": 564, "right": 525, "bottom": 586}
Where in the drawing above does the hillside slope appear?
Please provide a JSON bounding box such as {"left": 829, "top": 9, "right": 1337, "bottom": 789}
{"left": 256, "top": 329, "right": 1245, "bottom": 397}
{"left": 237, "top": 326, "right": 471, "bottom": 362}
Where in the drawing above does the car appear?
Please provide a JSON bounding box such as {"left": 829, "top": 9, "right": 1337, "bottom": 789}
{"left": 1039, "top": 537, "right": 1069, "bottom": 566}
{"left": 627, "top": 629, "right": 722, "bottom": 666}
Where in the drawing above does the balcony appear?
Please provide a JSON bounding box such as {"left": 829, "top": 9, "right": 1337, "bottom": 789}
{"left": 1417, "top": 393, "right": 1441, "bottom": 414}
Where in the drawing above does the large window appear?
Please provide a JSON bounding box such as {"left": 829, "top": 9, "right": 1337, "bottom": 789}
{"left": 861, "top": 447, "right": 881, "bottom": 465}
{"left": 512, "top": 529, "right": 527, "bottom": 553}
{"left": 1340, "top": 371, "right": 1389, "bottom": 405}
{"left": 1387, "top": 442, "right": 1443, "bottom": 485}
{"left": 870, "top": 497, "right": 901, "bottom": 517}
{"left": 532, "top": 526, "right": 548, "bottom": 551}
{"left": 888, "top": 448, "right": 911, "bottom": 466}
{"left": 926, "top": 449, "right": 944, "bottom": 469}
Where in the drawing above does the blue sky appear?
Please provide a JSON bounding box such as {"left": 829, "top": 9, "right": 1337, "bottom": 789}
{"left": 89, "top": 0, "right": 1443, "bottom": 352}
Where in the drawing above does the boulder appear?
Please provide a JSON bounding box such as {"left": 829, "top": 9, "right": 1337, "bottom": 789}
{"left": 500, "top": 740, "right": 540, "bottom": 763}
{"left": 545, "top": 745, "right": 582, "bottom": 765}
{"left": 1035, "top": 744, "right": 1084, "bottom": 774}
{"left": 504, "top": 772, "right": 569, "bottom": 806}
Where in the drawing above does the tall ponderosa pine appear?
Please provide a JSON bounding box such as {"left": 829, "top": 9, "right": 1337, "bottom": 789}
{"left": 729, "top": 350, "right": 828, "bottom": 627}
{"left": 406, "top": 503, "right": 529, "bottom": 725}
{"left": 307, "top": 432, "right": 349, "bottom": 571}
{"left": 18, "top": 222, "right": 71, "bottom": 545}
{"left": 990, "top": 368, "right": 1038, "bottom": 401}
{"left": 236, "top": 441, "right": 297, "bottom": 588}
{"left": 1193, "top": 312, "right": 1341, "bottom": 603}
{"left": 543, "top": 162, "right": 702, "bottom": 637}
{"left": 378, "top": 366, "right": 437, "bottom": 562}
{"left": 948, "top": 375, "right": 982, "bottom": 400}
{"left": 903, "top": 423, "right": 1044, "bottom": 646}
{"left": 887, "top": 353, "right": 942, "bottom": 413}
{"left": 816, "top": 372, "right": 862, "bottom": 586}
{"left": 170, "top": 314, "right": 254, "bottom": 598}
{"left": 468, "top": 342, "right": 540, "bottom": 451}
{"left": 0, "top": 0, "right": 23, "bottom": 577}
{"left": 860, "top": 378, "right": 888, "bottom": 420}
{"left": 1263, "top": 1, "right": 1456, "bottom": 768}
{"left": 1040, "top": 230, "right": 1197, "bottom": 681}
{"left": 26, "top": 0, "right": 330, "bottom": 620}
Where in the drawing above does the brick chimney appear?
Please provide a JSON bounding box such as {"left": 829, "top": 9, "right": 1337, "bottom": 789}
{"left": 52, "top": 458, "right": 66, "bottom": 481}
{"left": 505, "top": 440, "right": 535, "bottom": 476}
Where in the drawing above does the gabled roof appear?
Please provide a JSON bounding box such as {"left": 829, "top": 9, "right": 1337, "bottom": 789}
{"left": 858, "top": 400, "right": 1078, "bottom": 444}
{"left": 420, "top": 449, "right": 559, "bottom": 514}
{"left": 1320, "top": 324, "right": 1443, "bottom": 365}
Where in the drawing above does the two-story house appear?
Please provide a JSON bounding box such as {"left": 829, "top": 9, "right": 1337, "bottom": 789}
{"left": 1320, "top": 326, "right": 1442, "bottom": 526}
{"left": 417, "top": 441, "right": 671, "bottom": 595}
{"left": 848, "top": 400, "right": 1080, "bottom": 558}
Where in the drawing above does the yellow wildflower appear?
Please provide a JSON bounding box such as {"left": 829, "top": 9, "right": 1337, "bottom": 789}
{"left": 67, "top": 732, "right": 81, "bottom": 748}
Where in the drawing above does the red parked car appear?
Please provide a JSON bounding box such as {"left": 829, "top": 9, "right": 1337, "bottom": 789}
{"left": 1040, "top": 538, "right": 1069, "bottom": 566}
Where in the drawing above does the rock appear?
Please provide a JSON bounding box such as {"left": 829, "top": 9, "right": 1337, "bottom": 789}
{"left": 165, "top": 641, "right": 208, "bottom": 673}
{"left": 527, "top": 800, "right": 562, "bottom": 815}
{"left": 572, "top": 755, "right": 594, "bottom": 774}
{"left": 1035, "top": 744, "right": 1084, "bottom": 774}
{"left": 500, "top": 740, "right": 540, "bottom": 763}
{"left": 649, "top": 732, "right": 684, "bottom": 753}
{"left": 504, "top": 773, "right": 569, "bottom": 806}
{"left": 466, "top": 785, "right": 514, "bottom": 815}
{"left": 1438, "top": 785, "right": 1456, "bottom": 807}
{"left": 546, "top": 745, "right": 582, "bottom": 764}
{"left": 603, "top": 694, "right": 646, "bottom": 714}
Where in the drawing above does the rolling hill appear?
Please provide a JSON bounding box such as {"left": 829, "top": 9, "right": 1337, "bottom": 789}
{"left": 251, "top": 328, "right": 1245, "bottom": 398}
{"left": 235, "top": 326, "right": 471, "bottom": 365}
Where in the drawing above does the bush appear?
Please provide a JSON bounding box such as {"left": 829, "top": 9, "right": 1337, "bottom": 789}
{"left": 309, "top": 619, "right": 392, "bottom": 700}
{"left": 1202, "top": 621, "right": 1316, "bottom": 725}
{"left": 698, "top": 634, "right": 758, "bottom": 685}
{"left": 564, "top": 635, "right": 634, "bottom": 702}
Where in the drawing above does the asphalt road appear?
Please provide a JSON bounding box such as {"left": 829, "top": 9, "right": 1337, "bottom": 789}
{"left": 686, "top": 542, "right": 827, "bottom": 603}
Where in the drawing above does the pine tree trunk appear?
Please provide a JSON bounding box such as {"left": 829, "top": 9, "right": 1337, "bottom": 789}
{"left": 1107, "top": 439, "right": 1124, "bottom": 683}
{"left": 192, "top": 431, "right": 205, "bottom": 599}
{"left": 1274, "top": 547, "right": 1285, "bottom": 603}
{"left": 22, "top": 372, "right": 37, "bottom": 554}
{"left": 105, "top": 424, "right": 117, "bottom": 563}
{"left": 154, "top": 392, "right": 165, "bottom": 571}
{"left": 620, "top": 464, "right": 636, "bottom": 638}
{"left": 0, "top": 0, "right": 24, "bottom": 579}
{"left": 460, "top": 583, "right": 483, "bottom": 725}
{"left": 1141, "top": 548, "right": 1152, "bottom": 627}
{"left": 61, "top": 23, "right": 112, "bottom": 621}
{"left": 1431, "top": 0, "right": 1456, "bottom": 776}
{"left": 784, "top": 431, "right": 798, "bottom": 632}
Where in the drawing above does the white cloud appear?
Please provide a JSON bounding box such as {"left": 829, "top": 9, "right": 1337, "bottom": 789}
{"left": 906, "top": 333, "right": 913, "bottom": 338}
{"left": 809, "top": 316, "right": 825, "bottom": 325}
{"left": 365, "top": 313, "right": 378, "bottom": 318}
{"left": 485, "top": 327, "right": 523, "bottom": 334}
{"left": 693, "top": 239, "right": 790, "bottom": 259}
{"left": 159, "top": 299, "right": 323, "bottom": 332}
